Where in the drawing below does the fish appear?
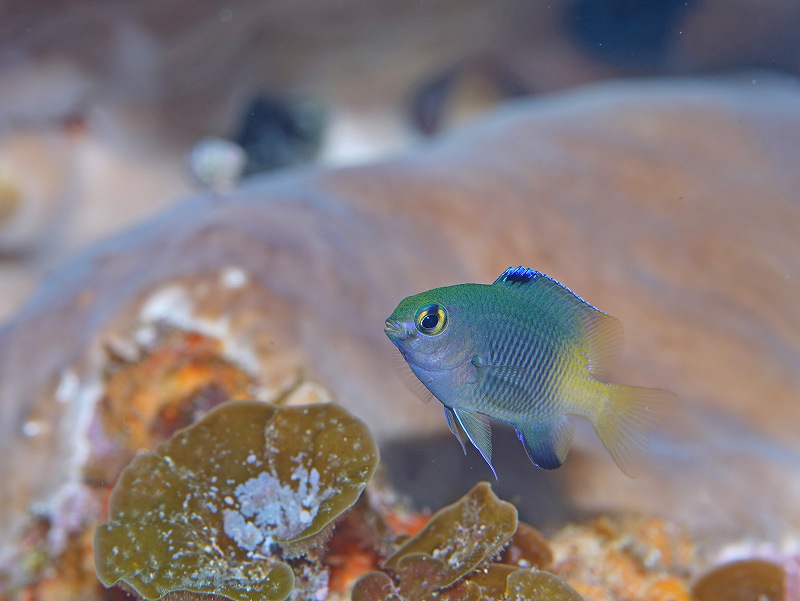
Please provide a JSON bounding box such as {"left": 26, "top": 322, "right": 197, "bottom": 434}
{"left": 384, "top": 266, "right": 674, "bottom": 478}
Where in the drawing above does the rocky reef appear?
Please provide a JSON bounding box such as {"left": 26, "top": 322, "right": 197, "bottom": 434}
{"left": 7, "top": 378, "right": 793, "bottom": 600}
{"left": 0, "top": 74, "right": 799, "bottom": 599}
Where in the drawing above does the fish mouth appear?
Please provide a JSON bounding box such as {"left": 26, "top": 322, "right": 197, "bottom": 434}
{"left": 384, "top": 318, "right": 410, "bottom": 342}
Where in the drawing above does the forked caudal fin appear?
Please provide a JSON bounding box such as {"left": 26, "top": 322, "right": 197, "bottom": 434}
{"left": 594, "top": 384, "right": 675, "bottom": 477}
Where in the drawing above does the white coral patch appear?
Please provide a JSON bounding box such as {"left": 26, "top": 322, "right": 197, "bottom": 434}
{"left": 221, "top": 462, "right": 331, "bottom": 555}
{"left": 139, "top": 285, "right": 195, "bottom": 325}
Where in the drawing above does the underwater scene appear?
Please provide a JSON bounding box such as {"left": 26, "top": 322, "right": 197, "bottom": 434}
{"left": 0, "top": 1, "right": 799, "bottom": 600}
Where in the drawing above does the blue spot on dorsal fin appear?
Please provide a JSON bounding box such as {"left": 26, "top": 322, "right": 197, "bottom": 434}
{"left": 493, "top": 265, "right": 611, "bottom": 323}
{"left": 493, "top": 266, "right": 541, "bottom": 286}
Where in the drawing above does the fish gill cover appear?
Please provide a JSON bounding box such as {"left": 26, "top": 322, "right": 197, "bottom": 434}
{"left": 93, "top": 400, "right": 379, "bottom": 601}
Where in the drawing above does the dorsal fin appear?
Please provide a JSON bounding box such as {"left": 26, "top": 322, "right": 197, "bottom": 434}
{"left": 493, "top": 266, "right": 623, "bottom": 377}
{"left": 493, "top": 266, "right": 597, "bottom": 313}
{"left": 493, "top": 266, "right": 542, "bottom": 286}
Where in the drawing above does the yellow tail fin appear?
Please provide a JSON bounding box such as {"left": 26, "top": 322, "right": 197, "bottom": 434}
{"left": 593, "top": 384, "right": 675, "bottom": 477}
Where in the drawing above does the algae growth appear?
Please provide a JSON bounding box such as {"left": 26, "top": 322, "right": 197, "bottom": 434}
{"left": 90, "top": 379, "right": 761, "bottom": 601}
{"left": 94, "top": 397, "right": 587, "bottom": 601}
{"left": 352, "top": 482, "right": 584, "bottom": 601}
{"left": 94, "top": 400, "right": 379, "bottom": 601}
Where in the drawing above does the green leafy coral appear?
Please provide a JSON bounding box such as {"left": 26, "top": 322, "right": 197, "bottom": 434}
{"left": 383, "top": 482, "right": 518, "bottom": 589}
{"left": 94, "top": 399, "right": 584, "bottom": 601}
{"left": 352, "top": 482, "right": 584, "bottom": 601}
{"left": 94, "top": 400, "right": 379, "bottom": 601}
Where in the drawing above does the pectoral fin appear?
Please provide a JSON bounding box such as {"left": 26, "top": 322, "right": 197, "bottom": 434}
{"left": 453, "top": 408, "right": 496, "bottom": 479}
{"left": 443, "top": 406, "right": 468, "bottom": 454}
{"left": 515, "top": 415, "right": 575, "bottom": 470}
{"left": 391, "top": 350, "right": 435, "bottom": 404}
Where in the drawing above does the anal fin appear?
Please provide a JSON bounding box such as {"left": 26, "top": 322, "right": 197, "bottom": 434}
{"left": 515, "top": 415, "right": 575, "bottom": 470}
{"left": 453, "top": 408, "right": 496, "bottom": 479}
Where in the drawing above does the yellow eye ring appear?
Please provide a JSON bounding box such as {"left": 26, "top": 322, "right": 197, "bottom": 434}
{"left": 415, "top": 304, "right": 447, "bottom": 335}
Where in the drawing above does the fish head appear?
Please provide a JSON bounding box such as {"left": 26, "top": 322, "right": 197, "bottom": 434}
{"left": 384, "top": 287, "right": 471, "bottom": 372}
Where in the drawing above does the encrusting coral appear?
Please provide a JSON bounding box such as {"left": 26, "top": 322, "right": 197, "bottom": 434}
{"left": 690, "top": 559, "right": 785, "bottom": 601}
{"left": 87, "top": 326, "right": 258, "bottom": 485}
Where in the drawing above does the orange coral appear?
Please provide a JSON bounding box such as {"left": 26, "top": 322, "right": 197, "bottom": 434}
{"left": 646, "top": 576, "right": 691, "bottom": 601}
{"left": 88, "top": 325, "right": 256, "bottom": 483}
{"left": 383, "top": 512, "right": 431, "bottom": 539}
{"left": 549, "top": 516, "right": 695, "bottom": 601}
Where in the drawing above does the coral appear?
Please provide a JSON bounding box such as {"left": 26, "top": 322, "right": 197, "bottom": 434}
{"left": 505, "top": 569, "right": 585, "bottom": 600}
{"left": 2, "top": 76, "right": 800, "bottom": 601}
{"left": 547, "top": 515, "right": 695, "bottom": 601}
{"left": 87, "top": 325, "right": 257, "bottom": 484}
{"left": 94, "top": 400, "right": 379, "bottom": 601}
{"left": 0, "top": 129, "right": 74, "bottom": 256}
{"left": 322, "top": 496, "right": 391, "bottom": 594}
{"left": 499, "top": 522, "right": 554, "bottom": 570}
{"left": 1, "top": 322, "right": 377, "bottom": 600}
{"left": 4, "top": 77, "right": 800, "bottom": 561}
{"left": 690, "top": 559, "right": 785, "bottom": 601}
{"left": 351, "top": 482, "right": 583, "bottom": 601}
{"left": 710, "top": 540, "right": 800, "bottom": 600}
{"left": 2, "top": 326, "right": 259, "bottom": 598}
{"left": 382, "top": 482, "right": 518, "bottom": 587}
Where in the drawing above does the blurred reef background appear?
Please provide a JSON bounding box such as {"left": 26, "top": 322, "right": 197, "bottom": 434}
{"left": 0, "top": 1, "right": 799, "bottom": 600}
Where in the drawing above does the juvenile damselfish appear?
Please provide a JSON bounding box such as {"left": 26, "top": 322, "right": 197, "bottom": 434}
{"left": 384, "top": 266, "right": 674, "bottom": 477}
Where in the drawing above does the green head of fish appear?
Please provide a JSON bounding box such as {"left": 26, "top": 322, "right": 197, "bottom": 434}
{"left": 384, "top": 285, "right": 477, "bottom": 373}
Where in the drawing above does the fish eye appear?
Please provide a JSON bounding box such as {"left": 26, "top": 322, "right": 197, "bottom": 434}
{"left": 415, "top": 304, "right": 447, "bottom": 335}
